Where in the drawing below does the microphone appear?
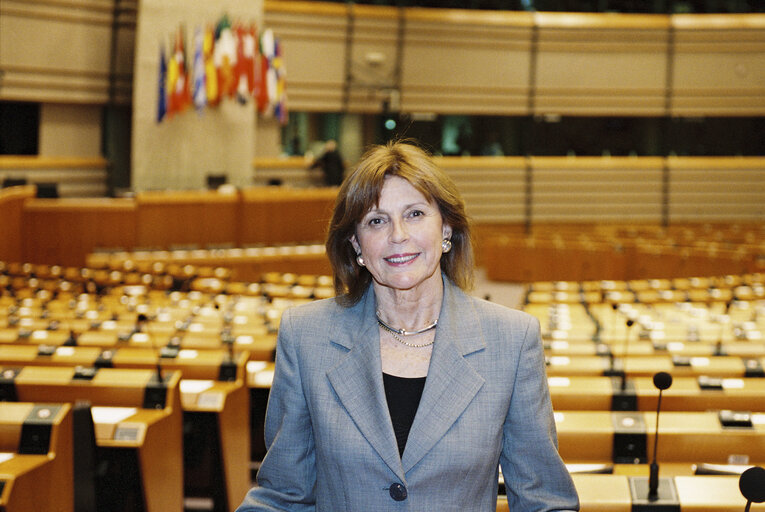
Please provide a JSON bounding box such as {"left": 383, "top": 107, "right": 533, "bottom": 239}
{"left": 740, "top": 466, "right": 765, "bottom": 512}
{"left": 648, "top": 371, "right": 673, "bottom": 499}
{"left": 620, "top": 318, "right": 635, "bottom": 391}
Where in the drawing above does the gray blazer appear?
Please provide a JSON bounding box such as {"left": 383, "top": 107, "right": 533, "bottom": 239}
{"left": 237, "top": 276, "right": 579, "bottom": 511}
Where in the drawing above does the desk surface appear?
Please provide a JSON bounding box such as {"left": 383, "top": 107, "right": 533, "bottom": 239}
{"left": 497, "top": 473, "right": 765, "bottom": 512}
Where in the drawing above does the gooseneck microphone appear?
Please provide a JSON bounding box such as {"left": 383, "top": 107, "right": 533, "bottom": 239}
{"left": 740, "top": 465, "right": 765, "bottom": 512}
{"left": 648, "top": 371, "right": 673, "bottom": 499}
{"left": 620, "top": 319, "right": 635, "bottom": 391}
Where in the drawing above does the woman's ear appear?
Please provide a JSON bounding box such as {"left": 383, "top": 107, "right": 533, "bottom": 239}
{"left": 442, "top": 224, "right": 453, "bottom": 240}
{"left": 350, "top": 234, "right": 361, "bottom": 255}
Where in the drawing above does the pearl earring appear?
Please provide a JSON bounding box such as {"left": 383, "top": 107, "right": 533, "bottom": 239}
{"left": 441, "top": 239, "right": 452, "bottom": 253}
{"left": 356, "top": 255, "right": 365, "bottom": 266}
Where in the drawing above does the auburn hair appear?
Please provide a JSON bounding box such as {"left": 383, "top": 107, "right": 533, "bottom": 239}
{"left": 325, "top": 140, "right": 474, "bottom": 306}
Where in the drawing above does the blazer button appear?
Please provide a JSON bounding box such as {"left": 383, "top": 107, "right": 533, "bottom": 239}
{"left": 389, "top": 483, "right": 407, "bottom": 501}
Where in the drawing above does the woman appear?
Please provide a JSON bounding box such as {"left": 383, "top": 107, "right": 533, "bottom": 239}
{"left": 237, "top": 141, "right": 579, "bottom": 511}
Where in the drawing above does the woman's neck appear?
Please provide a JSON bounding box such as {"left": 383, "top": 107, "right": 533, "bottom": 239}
{"left": 373, "top": 276, "right": 443, "bottom": 332}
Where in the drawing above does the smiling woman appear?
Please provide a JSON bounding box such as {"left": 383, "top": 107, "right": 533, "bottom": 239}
{"left": 326, "top": 141, "right": 474, "bottom": 306}
{"left": 236, "top": 140, "right": 580, "bottom": 512}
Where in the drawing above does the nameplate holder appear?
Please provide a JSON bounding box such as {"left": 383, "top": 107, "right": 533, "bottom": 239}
{"left": 36, "top": 344, "right": 56, "bottom": 357}
{"left": 718, "top": 410, "right": 754, "bottom": 429}
{"left": 610, "top": 378, "right": 638, "bottom": 411}
{"left": 94, "top": 350, "right": 115, "bottom": 369}
{"left": 218, "top": 359, "right": 238, "bottom": 382}
{"left": 72, "top": 366, "right": 98, "bottom": 381}
{"left": 611, "top": 412, "right": 647, "bottom": 464}
{"left": 114, "top": 424, "right": 142, "bottom": 442}
{"left": 595, "top": 343, "right": 612, "bottom": 357}
{"left": 743, "top": 358, "right": 765, "bottom": 378}
{"left": 629, "top": 476, "right": 680, "bottom": 511}
{"left": 0, "top": 368, "right": 21, "bottom": 401}
{"left": 159, "top": 346, "right": 180, "bottom": 359}
{"left": 143, "top": 374, "right": 168, "bottom": 410}
{"left": 697, "top": 375, "right": 723, "bottom": 391}
{"left": 19, "top": 405, "right": 63, "bottom": 455}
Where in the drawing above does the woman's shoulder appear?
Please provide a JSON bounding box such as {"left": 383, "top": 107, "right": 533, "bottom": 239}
{"left": 283, "top": 296, "right": 347, "bottom": 323}
{"left": 461, "top": 292, "right": 538, "bottom": 331}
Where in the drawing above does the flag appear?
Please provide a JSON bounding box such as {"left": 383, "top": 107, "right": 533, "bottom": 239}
{"left": 166, "top": 35, "right": 180, "bottom": 117}
{"left": 215, "top": 15, "right": 237, "bottom": 99}
{"left": 257, "top": 28, "right": 274, "bottom": 114}
{"left": 235, "top": 24, "right": 257, "bottom": 104}
{"left": 157, "top": 42, "right": 167, "bottom": 123}
{"left": 273, "top": 37, "right": 288, "bottom": 125}
{"left": 192, "top": 27, "right": 206, "bottom": 112}
{"left": 204, "top": 26, "right": 219, "bottom": 106}
{"left": 167, "top": 25, "right": 190, "bottom": 117}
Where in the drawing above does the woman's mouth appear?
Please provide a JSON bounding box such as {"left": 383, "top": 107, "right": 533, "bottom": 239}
{"left": 384, "top": 254, "right": 418, "bottom": 264}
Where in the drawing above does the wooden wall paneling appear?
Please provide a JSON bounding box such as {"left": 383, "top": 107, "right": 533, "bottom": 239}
{"left": 624, "top": 243, "right": 685, "bottom": 279}
{"left": 250, "top": 156, "right": 762, "bottom": 226}
{"left": 0, "top": 186, "right": 35, "bottom": 263}
{"left": 530, "top": 157, "right": 665, "bottom": 222}
{"left": 252, "top": 157, "right": 324, "bottom": 187}
{"left": 239, "top": 187, "right": 337, "bottom": 246}
{"left": 345, "top": 5, "right": 400, "bottom": 113}
{"left": 533, "top": 12, "right": 670, "bottom": 116}
{"left": 21, "top": 198, "right": 137, "bottom": 266}
{"left": 135, "top": 190, "right": 240, "bottom": 250}
{"left": 0, "top": 0, "right": 115, "bottom": 103}
{"left": 402, "top": 9, "right": 533, "bottom": 115}
{"left": 667, "top": 157, "right": 765, "bottom": 222}
{"left": 0, "top": 157, "right": 108, "bottom": 198}
{"left": 439, "top": 157, "right": 527, "bottom": 223}
{"left": 264, "top": 0, "right": 348, "bottom": 112}
{"left": 671, "top": 14, "right": 765, "bottom": 116}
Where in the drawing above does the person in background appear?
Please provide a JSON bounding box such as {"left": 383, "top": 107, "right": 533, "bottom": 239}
{"left": 310, "top": 139, "right": 345, "bottom": 186}
{"left": 237, "top": 140, "right": 579, "bottom": 511}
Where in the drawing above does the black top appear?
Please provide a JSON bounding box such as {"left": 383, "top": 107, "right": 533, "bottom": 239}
{"left": 382, "top": 373, "right": 427, "bottom": 457}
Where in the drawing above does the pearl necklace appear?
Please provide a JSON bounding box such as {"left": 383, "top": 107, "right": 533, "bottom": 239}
{"left": 376, "top": 312, "right": 437, "bottom": 348}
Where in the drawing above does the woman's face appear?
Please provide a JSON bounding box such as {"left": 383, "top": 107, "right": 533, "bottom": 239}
{"left": 351, "top": 175, "right": 451, "bottom": 294}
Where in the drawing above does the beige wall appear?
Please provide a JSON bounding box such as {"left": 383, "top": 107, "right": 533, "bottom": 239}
{"left": 39, "top": 104, "right": 103, "bottom": 157}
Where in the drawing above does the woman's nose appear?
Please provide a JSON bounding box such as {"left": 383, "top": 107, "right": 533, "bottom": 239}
{"left": 389, "top": 219, "right": 408, "bottom": 243}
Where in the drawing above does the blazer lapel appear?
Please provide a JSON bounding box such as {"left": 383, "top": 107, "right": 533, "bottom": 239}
{"left": 326, "top": 289, "right": 404, "bottom": 480}
{"left": 402, "top": 279, "right": 486, "bottom": 472}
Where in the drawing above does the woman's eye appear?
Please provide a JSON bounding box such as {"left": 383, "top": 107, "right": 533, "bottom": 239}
{"left": 368, "top": 217, "right": 384, "bottom": 226}
{"left": 409, "top": 210, "right": 424, "bottom": 218}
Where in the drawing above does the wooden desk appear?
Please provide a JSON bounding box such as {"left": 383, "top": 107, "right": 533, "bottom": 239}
{"left": 0, "top": 402, "right": 73, "bottom": 512}
{"left": 496, "top": 473, "right": 765, "bottom": 512}
{"left": 544, "top": 340, "right": 765, "bottom": 360}
{"left": 0, "top": 349, "right": 249, "bottom": 512}
{"left": 0, "top": 342, "right": 262, "bottom": 377}
{"left": 549, "top": 375, "right": 765, "bottom": 412}
{"left": 555, "top": 411, "right": 765, "bottom": 465}
{"left": 246, "top": 361, "right": 275, "bottom": 462}
{"left": 6, "top": 367, "right": 183, "bottom": 512}
{"left": 180, "top": 379, "right": 250, "bottom": 512}
{"left": 545, "top": 355, "right": 760, "bottom": 378}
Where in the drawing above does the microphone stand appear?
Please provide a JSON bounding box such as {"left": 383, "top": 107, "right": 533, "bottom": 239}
{"left": 621, "top": 318, "right": 635, "bottom": 391}
{"left": 649, "top": 387, "right": 663, "bottom": 497}
{"left": 649, "top": 372, "right": 672, "bottom": 500}
{"left": 629, "top": 372, "right": 677, "bottom": 509}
